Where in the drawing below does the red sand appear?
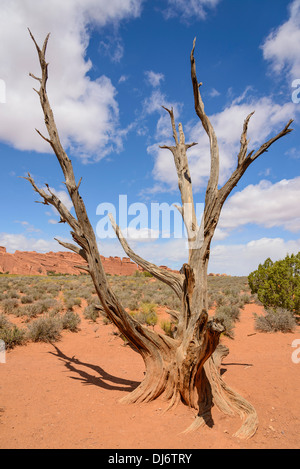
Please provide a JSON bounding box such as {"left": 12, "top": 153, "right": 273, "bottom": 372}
{"left": 0, "top": 303, "right": 299, "bottom": 449}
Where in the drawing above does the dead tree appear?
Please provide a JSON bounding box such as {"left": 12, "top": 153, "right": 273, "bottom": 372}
{"left": 26, "top": 31, "right": 293, "bottom": 439}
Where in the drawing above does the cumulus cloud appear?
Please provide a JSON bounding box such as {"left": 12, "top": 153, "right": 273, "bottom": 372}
{"left": 262, "top": 0, "right": 300, "bottom": 78}
{"left": 219, "top": 177, "right": 300, "bottom": 234}
{"left": 210, "top": 237, "right": 300, "bottom": 276}
{"left": 46, "top": 187, "right": 74, "bottom": 213}
{"left": 148, "top": 91, "right": 295, "bottom": 193}
{"left": 100, "top": 234, "right": 300, "bottom": 276}
{"left": 0, "top": 0, "right": 142, "bottom": 161}
{"left": 0, "top": 233, "right": 69, "bottom": 253}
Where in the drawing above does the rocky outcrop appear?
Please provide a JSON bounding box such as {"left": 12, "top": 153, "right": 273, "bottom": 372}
{"left": 0, "top": 246, "right": 141, "bottom": 276}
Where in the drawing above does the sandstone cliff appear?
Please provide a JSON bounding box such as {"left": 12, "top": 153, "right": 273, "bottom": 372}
{"left": 0, "top": 246, "right": 141, "bottom": 276}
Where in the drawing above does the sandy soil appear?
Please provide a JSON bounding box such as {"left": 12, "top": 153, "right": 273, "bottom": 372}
{"left": 0, "top": 303, "right": 299, "bottom": 449}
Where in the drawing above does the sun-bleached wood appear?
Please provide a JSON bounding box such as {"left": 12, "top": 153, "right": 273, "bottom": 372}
{"left": 26, "top": 30, "right": 293, "bottom": 439}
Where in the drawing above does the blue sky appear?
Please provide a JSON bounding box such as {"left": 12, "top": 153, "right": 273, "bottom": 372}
{"left": 0, "top": 0, "right": 300, "bottom": 275}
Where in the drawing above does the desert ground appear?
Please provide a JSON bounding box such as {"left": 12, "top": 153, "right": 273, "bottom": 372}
{"left": 0, "top": 274, "right": 299, "bottom": 449}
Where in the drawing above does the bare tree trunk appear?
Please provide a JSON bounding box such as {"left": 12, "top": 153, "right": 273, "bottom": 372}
{"left": 26, "top": 31, "right": 293, "bottom": 440}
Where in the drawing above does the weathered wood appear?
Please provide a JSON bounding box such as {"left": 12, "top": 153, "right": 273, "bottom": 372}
{"left": 26, "top": 31, "right": 293, "bottom": 440}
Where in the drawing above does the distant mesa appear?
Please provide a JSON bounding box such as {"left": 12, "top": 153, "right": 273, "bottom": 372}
{"left": 0, "top": 246, "right": 227, "bottom": 277}
{"left": 0, "top": 246, "right": 178, "bottom": 276}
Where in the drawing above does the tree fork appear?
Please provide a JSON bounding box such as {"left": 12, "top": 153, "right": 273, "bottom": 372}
{"left": 26, "top": 31, "right": 293, "bottom": 440}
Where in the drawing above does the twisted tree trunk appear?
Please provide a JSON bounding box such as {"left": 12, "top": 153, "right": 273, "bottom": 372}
{"left": 26, "top": 31, "right": 293, "bottom": 440}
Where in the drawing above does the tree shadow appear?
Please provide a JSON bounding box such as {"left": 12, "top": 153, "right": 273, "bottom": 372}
{"left": 49, "top": 345, "right": 140, "bottom": 392}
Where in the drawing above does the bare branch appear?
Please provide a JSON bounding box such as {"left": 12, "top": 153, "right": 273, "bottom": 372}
{"left": 219, "top": 119, "right": 294, "bottom": 204}
{"left": 54, "top": 238, "right": 88, "bottom": 262}
{"left": 23, "top": 173, "right": 80, "bottom": 234}
{"left": 190, "top": 38, "right": 220, "bottom": 203}
{"left": 108, "top": 213, "right": 184, "bottom": 298}
{"left": 160, "top": 107, "right": 198, "bottom": 251}
{"left": 35, "top": 128, "right": 52, "bottom": 144}
{"left": 248, "top": 119, "right": 294, "bottom": 162}
{"left": 237, "top": 111, "right": 255, "bottom": 166}
{"left": 162, "top": 106, "right": 178, "bottom": 145}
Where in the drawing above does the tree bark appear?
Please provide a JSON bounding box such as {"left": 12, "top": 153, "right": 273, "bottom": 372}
{"left": 26, "top": 31, "right": 293, "bottom": 440}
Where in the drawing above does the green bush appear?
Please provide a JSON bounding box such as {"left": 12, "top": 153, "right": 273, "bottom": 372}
{"left": 248, "top": 253, "right": 300, "bottom": 313}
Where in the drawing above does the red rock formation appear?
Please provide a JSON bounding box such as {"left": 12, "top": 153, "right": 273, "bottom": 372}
{"left": 0, "top": 246, "right": 141, "bottom": 276}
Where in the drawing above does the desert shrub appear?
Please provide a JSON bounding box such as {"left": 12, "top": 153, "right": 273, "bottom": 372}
{"left": 1, "top": 298, "right": 19, "bottom": 314}
{"left": 0, "top": 314, "right": 26, "bottom": 349}
{"left": 214, "top": 293, "right": 227, "bottom": 307}
{"left": 20, "top": 295, "right": 34, "bottom": 304}
{"left": 254, "top": 308, "right": 297, "bottom": 333}
{"left": 215, "top": 304, "right": 241, "bottom": 322}
{"left": 140, "top": 302, "right": 156, "bottom": 315}
{"left": 22, "top": 299, "right": 56, "bottom": 318}
{"left": 160, "top": 320, "right": 174, "bottom": 337}
{"left": 139, "top": 271, "right": 153, "bottom": 277}
{"left": 145, "top": 311, "right": 158, "bottom": 328}
{"left": 27, "top": 314, "right": 63, "bottom": 343}
{"left": 213, "top": 312, "right": 235, "bottom": 338}
{"left": 127, "top": 298, "right": 140, "bottom": 311}
{"left": 61, "top": 311, "right": 81, "bottom": 332}
{"left": 130, "top": 303, "right": 158, "bottom": 328}
{"left": 0, "top": 313, "right": 10, "bottom": 329}
{"left": 6, "top": 289, "right": 19, "bottom": 299}
{"left": 0, "top": 324, "right": 26, "bottom": 349}
{"left": 83, "top": 304, "right": 100, "bottom": 322}
{"left": 239, "top": 293, "right": 251, "bottom": 305}
{"left": 248, "top": 253, "right": 300, "bottom": 314}
{"left": 214, "top": 303, "right": 241, "bottom": 338}
{"left": 63, "top": 296, "right": 82, "bottom": 310}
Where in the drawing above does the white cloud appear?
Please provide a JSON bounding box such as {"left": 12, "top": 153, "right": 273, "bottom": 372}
{"left": 142, "top": 89, "right": 183, "bottom": 142}
{"left": 145, "top": 71, "right": 165, "bottom": 88}
{"left": 43, "top": 186, "right": 74, "bottom": 214}
{"left": 99, "top": 36, "right": 124, "bottom": 63}
{"left": 14, "top": 220, "right": 41, "bottom": 233}
{"left": 0, "top": 0, "right": 142, "bottom": 161}
{"left": 163, "top": 0, "right": 221, "bottom": 21}
{"left": 149, "top": 91, "right": 295, "bottom": 192}
{"left": 209, "top": 88, "right": 221, "bottom": 98}
{"left": 262, "top": 0, "right": 300, "bottom": 78}
{"left": 118, "top": 75, "right": 129, "bottom": 84}
{"left": 210, "top": 237, "right": 300, "bottom": 276}
{"left": 219, "top": 177, "right": 300, "bottom": 234}
{"left": 0, "top": 233, "right": 69, "bottom": 253}
{"left": 101, "top": 234, "right": 300, "bottom": 276}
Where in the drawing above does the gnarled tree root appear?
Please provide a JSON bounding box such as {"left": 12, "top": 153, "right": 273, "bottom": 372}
{"left": 119, "top": 344, "right": 258, "bottom": 440}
